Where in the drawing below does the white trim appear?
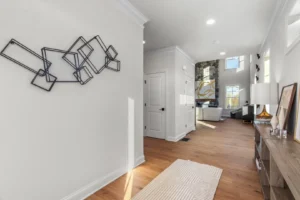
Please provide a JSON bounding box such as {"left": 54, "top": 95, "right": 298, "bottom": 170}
{"left": 135, "top": 155, "right": 146, "bottom": 167}
{"left": 166, "top": 131, "right": 188, "bottom": 142}
{"left": 116, "top": 0, "right": 149, "bottom": 28}
{"left": 286, "top": 34, "right": 300, "bottom": 54}
{"left": 175, "top": 46, "right": 196, "bottom": 65}
{"left": 260, "top": 0, "right": 288, "bottom": 53}
{"left": 61, "top": 167, "right": 127, "bottom": 200}
{"left": 285, "top": 0, "right": 300, "bottom": 55}
{"left": 145, "top": 46, "right": 195, "bottom": 65}
{"left": 61, "top": 156, "right": 145, "bottom": 200}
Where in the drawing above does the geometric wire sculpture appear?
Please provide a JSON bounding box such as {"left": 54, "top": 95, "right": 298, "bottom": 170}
{"left": 31, "top": 69, "right": 57, "bottom": 92}
{"left": 78, "top": 35, "right": 121, "bottom": 74}
{"left": 41, "top": 47, "right": 82, "bottom": 83}
{"left": 62, "top": 36, "right": 94, "bottom": 69}
{"left": 105, "top": 56, "right": 121, "bottom": 72}
{"left": 62, "top": 36, "right": 94, "bottom": 85}
{"left": 77, "top": 35, "right": 108, "bottom": 74}
{"left": 0, "top": 36, "right": 121, "bottom": 92}
{"left": 0, "top": 39, "right": 51, "bottom": 76}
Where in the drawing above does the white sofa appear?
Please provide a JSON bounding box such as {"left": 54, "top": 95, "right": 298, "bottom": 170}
{"left": 196, "top": 107, "right": 223, "bottom": 121}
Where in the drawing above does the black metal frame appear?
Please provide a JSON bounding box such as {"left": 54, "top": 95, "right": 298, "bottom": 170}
{"left": 41, "top": 47, "right": 80, "bottom": 83}
{"left": 62, "top": 36, "right": 94, "bottom": 69}
{"left": 105, "top": 45, "right": 118, "bottom": 60}
{"left": 105, "top": 56, "right": 121, "bottom": 72}
{"left": 77, "top": 35, "right": 108, "bottom": 74}
{"left": 0, "top": 39, "right": 51, "bottom": 76}
{"left": 31, "top": 69, "right": 57, "bottom": 92}
{"left": 73, "top": 66, "right": 93, "bottom": 85}
{"left": 0, "top": 36, "right": 121, "bottom": 92}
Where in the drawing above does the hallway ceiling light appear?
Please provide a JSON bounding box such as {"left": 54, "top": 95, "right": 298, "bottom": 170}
{"left": 206, "top": 19, "right": 216, "bottom": 25}
{"left": 143, "top": 40, "right": 146, "bottom": 44}
{"left": 220, "top": 52, "right": 226, "bottom": 56}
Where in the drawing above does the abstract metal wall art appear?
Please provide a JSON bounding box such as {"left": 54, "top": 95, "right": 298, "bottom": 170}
{"left": 78, "top": 35, "right": 121, "bottom": 74}
{"left": 0, "top": 39, "right": 51, "bottom": 76}
{"left": 0, "top": 35, "right": 121, "bottom": 92}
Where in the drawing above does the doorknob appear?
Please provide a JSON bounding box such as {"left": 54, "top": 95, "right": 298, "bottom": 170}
{"left": 160, "top": 108, "right": 165, "bottom": 111}
{"left": 192, "top": 106, "right": 195, "bottom": 109}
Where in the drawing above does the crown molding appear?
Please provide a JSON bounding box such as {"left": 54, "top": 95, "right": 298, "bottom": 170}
{"left": 175, "top": 46, "right": 196, "bottom": 65}
{"left": 116, "top": 0, "right": 149, "bottom": 28}
{"left": 145, "top": 46, "right": 195, "bottom": 65}
{"left": 259, "top": 0, "right": 288, "bottom": 52}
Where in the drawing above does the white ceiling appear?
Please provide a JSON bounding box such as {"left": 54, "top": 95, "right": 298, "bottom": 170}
{"left": 129, "top": 0, "right": 278, "bottom": 62}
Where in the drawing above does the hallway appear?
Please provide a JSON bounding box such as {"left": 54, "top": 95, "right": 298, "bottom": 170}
{"left": 87, "top": 119, "right": 263, "bottom": 200}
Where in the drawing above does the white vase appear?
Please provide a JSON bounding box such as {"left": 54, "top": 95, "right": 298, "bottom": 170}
{"left": 278, "top": 108, "right": 285, "bottom": 130}
{"left": 270, "top": 115, "right": 278, "bottom": 130}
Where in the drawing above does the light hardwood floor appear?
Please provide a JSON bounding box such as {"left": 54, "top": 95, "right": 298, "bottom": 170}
{"left": 87, "top": 119, "right": 263, "bottom": 200}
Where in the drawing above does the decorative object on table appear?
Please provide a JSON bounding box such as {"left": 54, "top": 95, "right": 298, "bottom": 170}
{"left": 251, "top": 83, "right": 279, "bottom": 120}
{"left": 0, "top": 36, "right": 121, "bottom": 92}
{"left": 293, "top": 88, "right": 300, "bottom": 143}
{"left": 270, "top": 115, "right": 279, "bottom": 134}
{"left": 282, "top": 130, "right": 288, "bottom": 139}
{"left": 278, "top": 110, "right": 285, "bottom": 139}
{"left": 256, "top": 64, "right": 260, "bottom": 72}
{"left": 276, "top": 83, "right": 297, "bottom": 129}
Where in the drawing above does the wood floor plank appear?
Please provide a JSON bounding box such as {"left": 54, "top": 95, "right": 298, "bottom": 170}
{"left": 87, "top": 119, "right": 263, "bottom": 200}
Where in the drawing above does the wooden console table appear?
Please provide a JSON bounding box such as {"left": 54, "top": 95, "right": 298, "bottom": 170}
{"left": 254, "top": 123, "right": 300, "bottom": 200}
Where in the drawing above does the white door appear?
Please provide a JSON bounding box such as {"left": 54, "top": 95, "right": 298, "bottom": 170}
{"left": 185, "top": 76, "right": 195, "bottom": 132}
{"left": 145, "top": 73, "right": 166, "bottom": 139}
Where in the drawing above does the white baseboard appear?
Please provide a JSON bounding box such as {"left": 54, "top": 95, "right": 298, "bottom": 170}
{"left": 166, "top": 131, "right": 187, "bottom": 142}
{"left": 61, "top": 155, "right": 145, "bottom": 200}
{"left": 135, "top": 155, "right": 145, "bottom": 167}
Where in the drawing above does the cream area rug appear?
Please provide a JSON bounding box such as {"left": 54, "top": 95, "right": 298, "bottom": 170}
{"left": 132, "top": 159, "right": 222, "bottom": 200}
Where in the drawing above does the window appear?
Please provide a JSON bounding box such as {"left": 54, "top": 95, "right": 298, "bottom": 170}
{"left": 264, "top": 50, "right": 270, "bottom": 112}
{"left": 225, "top": 85, "right": 240, "bottom": 109}
{"left": 264, "top": 50, "right": 270, "bottom": 83}
{"left": 203, "top": 66, "right": 210, "bottom": 81}
{"left": 226, "top": 57, "right": 240, "bottom": 69}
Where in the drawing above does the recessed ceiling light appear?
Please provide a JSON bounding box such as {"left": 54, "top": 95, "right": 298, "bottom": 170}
{"left": 143, "top": 40, "right": 146, "bottom": 44}
{"left": 220, "top": 52, "right": 226, "bottom": 56}
{"left": 206, "top": 19, "right": 216, "bottom": 25}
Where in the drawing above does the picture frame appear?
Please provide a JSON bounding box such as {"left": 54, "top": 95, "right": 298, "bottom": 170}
{"left": 294, "top": 88, "right": 300, "bottom": 143}
{"left": 276, "top": 83, "right": 297, "bottom": 130}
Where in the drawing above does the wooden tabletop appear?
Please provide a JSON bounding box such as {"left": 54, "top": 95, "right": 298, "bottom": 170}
{"left": 265, "top": 138, "right": 300, "bottom": 200}
{"left": 255, "top": 123, "right": 300, "bottom": 200}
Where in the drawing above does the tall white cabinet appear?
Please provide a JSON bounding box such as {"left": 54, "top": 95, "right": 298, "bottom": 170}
{"left": 144, "top": 46, "right": 195, "bottom": 142}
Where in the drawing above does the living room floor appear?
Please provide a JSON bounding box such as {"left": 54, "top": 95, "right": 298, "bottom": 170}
{"left": 87, "top": 119, "right": 263, "bottom": 200}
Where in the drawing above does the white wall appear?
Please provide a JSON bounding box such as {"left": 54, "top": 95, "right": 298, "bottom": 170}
{"left": 254, "top": 0, "right": 300, "bottom": 132}
{"left": 0, "top": 1, "right": 145, "bottom": 200}
{"left": 219, "top": 56, "right": 251, "bottom": 116}
{"left": 144, "top": 46, "right": 195, "bottom": 142}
